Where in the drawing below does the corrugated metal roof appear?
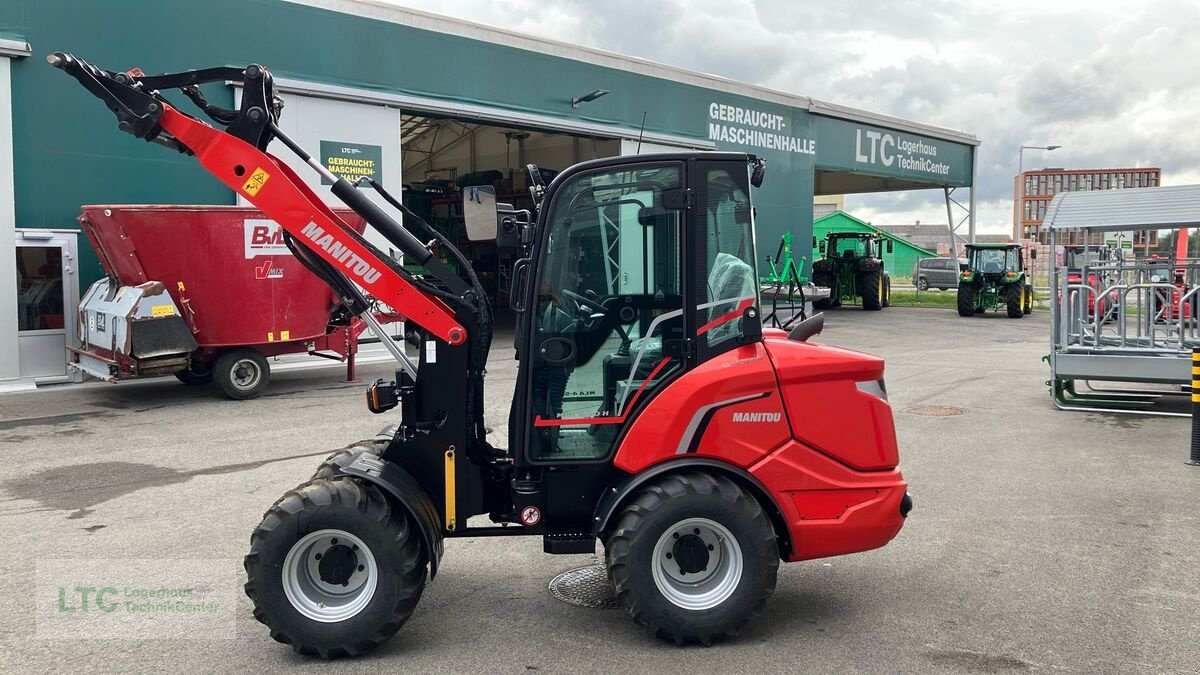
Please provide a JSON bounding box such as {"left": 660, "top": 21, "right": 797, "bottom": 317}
{"left": 1045, "top": 184, "right": 1200, "bottom": 232}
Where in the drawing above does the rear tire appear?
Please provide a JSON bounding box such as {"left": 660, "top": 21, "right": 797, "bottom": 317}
{"left": 882, "top": 276, "right": 892, "bottom": 308}
{"left": 1023, "top": 285, "right": 1033, "bottom": 314}
{"left": 861, "top": 271, "right": 883, "bottom": 310}
{"left": 957, "top": 283, "right": 975, "bottom": 317}
{"left": 813, "top": 298, "right": 833, "bottom": 310}
{"left": 214, "top": 349, "right": 270, "bottom": 400}
{"left": 1006, "top": 283, "right": 1024, "bottom": 318}
{"left": 605, "top": 471, "right": 778, "bottom": 645}
{"left": 244, "top": 478, "right": 427, "bottom": 658}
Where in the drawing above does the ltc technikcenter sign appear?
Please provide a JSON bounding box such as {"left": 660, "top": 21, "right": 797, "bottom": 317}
{"left": 854, "top": 129, "right": 951, "bottom": 177}
{"left": 812, "top": 116, "right": 973, "bottom": 186}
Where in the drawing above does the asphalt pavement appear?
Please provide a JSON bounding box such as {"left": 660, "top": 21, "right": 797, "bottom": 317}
{"left": 1, "top": 307, "right": 1196, "bottom": 673}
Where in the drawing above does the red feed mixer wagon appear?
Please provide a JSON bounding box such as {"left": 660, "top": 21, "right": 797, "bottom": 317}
{"left": 72, "top": 205, "right": 399, "bottom": 398}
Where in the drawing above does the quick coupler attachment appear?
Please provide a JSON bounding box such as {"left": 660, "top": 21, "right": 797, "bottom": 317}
{"left": 366, "top": 378, "right": 400, "bottom": 414}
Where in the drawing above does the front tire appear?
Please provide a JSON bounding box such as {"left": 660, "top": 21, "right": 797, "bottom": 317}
{"left": 312, "top": 439, "right": 389, "bottom": 480}
{"left": 957, "top": 283, "right": 975, "bottom": 317}
{"left": 244, "top": 478, "right": 427, "bottom": 658}
{"left": 605, "top": 471, "right": 778, "bottom": 645}
{"left": 214, "top": 349, "right": 270, "bottom": 399}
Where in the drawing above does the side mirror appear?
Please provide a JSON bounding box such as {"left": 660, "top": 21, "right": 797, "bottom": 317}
{"left": 462, "top": 186, "right": 499, "bottom": 241}
{"left": 750, "top": 159, "right": 766, "bottom": 188}
{"left": 819, "top": 241, "right": 826, "bottom": 253}
{"left": 812, "top": 236, "right": 817, "bottom": 249}
{"left": 1030, "top": 249, "right": 1038, "bottom": 260}
{"left": 886, "top": 239, "right": 894, "bottom": 254}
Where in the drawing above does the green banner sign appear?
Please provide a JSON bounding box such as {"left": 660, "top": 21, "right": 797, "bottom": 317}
{"left": 320, "top": 140, "right": 383, "bottom": 185}
{"left": 813, "top": 116, "right": 973, "bottom": 186}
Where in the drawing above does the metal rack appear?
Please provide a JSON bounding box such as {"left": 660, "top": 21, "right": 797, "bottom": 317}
{"left": 1047, "top": 185, "right": 1200, "bottom": 415}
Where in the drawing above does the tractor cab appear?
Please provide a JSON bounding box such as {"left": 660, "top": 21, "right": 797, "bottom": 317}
{"left": 964, "top": 244, "right": 1023, "bottom": 278}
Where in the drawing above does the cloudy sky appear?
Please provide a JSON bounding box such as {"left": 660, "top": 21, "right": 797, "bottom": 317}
{"left": 378, "top": 0, "right": 1198, "bottom": 235}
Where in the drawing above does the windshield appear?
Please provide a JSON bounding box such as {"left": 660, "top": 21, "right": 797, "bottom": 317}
{"left": 831, "top": 236, "right": 872, "bottom": 258}
{"left": 971, "top": 248, "right": 1018, "bottom": 273}
{"left": 1066, "top": 248, "right": 1105, "bottom": 269}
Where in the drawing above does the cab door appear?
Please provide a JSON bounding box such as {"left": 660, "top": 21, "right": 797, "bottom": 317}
{"left": 517, "top": 161, "right": 688, "bottom": 465}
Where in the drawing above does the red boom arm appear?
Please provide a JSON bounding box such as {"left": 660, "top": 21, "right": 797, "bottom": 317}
{"left": 163, "top": 104, "right": 465, "bottom": 345}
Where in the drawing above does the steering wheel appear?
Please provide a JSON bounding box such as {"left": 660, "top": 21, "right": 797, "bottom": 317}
{"left": 559, "top": 289, "right": 604, "bottom": 326}
{"left": 562, "top": 288, "right": 606, "bottom": 314}
{"left": 560, "top": 290, "right": 634, "bottom": 350}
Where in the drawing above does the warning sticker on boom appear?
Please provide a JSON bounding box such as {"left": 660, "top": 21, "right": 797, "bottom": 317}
{"left": 242, "top": 167, "right": 270, "bottom": 196}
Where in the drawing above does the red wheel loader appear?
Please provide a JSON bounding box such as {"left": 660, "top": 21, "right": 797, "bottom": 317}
{"left": 52, "top": 53, "right": 912, "bottom": 657}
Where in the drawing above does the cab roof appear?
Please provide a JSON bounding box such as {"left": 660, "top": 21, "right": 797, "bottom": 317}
{"left": 965, "top": 243, "right": 1021, "bottom": 250}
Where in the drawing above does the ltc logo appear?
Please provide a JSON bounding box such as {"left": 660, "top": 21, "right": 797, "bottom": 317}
{"left": 57, "top": 586, "right": 119, "bottom": 613}
{"left": 244, "top": 219, "right": 293, "bottom": 259}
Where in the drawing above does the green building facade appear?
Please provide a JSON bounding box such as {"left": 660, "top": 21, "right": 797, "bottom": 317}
{"left": 0, "top": 0, "right": 978, "bottom": 384}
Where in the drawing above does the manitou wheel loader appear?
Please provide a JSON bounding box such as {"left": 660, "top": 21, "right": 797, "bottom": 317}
{"left": 52, "top": 52, "right": 912, "bottom": 657}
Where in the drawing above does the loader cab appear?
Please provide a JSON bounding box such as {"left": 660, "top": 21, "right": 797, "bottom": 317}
{"left": 509, "top": 154, "right": 762, "bottom": 466}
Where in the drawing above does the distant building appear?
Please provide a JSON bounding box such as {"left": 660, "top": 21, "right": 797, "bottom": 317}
{"left": 874, "top": 223, "right": 1011, "bottom": 258}
{"left": 1014, "top": 167, "right": 1161, "bottom": 245}
{"left": 814, "top": 195, "right": 844, "bottom": 220}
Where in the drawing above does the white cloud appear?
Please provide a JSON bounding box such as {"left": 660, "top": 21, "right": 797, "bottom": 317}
{"left": 376, "top": 0, "right": 1200, "bottom": 235}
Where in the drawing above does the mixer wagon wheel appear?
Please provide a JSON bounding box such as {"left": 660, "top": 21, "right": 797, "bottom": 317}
{"left": 215, "top": 349, "right": 271, "bottom": 400}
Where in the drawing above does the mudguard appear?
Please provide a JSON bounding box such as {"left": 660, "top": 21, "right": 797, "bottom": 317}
{"left": 336, "top": 451, "right": 445, "bottom": 579}
{"left": 592, "top": 457, "right": 791, "bottom": 558}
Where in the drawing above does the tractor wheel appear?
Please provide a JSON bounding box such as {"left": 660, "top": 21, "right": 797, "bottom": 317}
{"left": 813, "top": 297, "right": 833, "bottom": 310}
{"left": 174, "top": 361, "right": 213, "bottom": 386}
{"left": 957, "top": 284, "right": 975, "bottom": 317}
{"left": 214, "top": 349, "right": 270, "bottom": 400}
{"left": 882, "top": 276, "right": 892, "bottom": 308}
{"left": 1006, "top": 283, "right": 1024, "bottom": 318}
{"left": 312, "top": 439, "right": 389, "bottom": 480}
{"left": 861, "top": 271, "right": 883, "bottom": 310}
{"left": 244, "top": 478, "right": 427, "bottom": 659}
{"left": 917, "top": 276, "right": 929, "bottom": 291}
{"left": 1023, "top": 285, "right": 1033, "bottom": 315}
{"left": 605, "top": 471, "right": 778, "bottom": 645}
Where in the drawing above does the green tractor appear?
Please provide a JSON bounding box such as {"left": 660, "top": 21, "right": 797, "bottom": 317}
{"left": 811, "top": 231, "right": 892, "bottom": 310}
{"left": 957, "top": 243, "right": 1034, "bottom": 318}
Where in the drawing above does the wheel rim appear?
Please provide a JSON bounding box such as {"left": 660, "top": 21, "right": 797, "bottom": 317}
{"left": 281, "top": 529, "right": 378, "bottom": 623}
{"left": 651, "top": 517, "right": 742, "bottom": 611}
{"left": 230, "top": 358, "right": 262, "bottom": 391}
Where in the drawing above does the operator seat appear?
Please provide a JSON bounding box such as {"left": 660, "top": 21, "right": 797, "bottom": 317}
{"left": 705, "top": 252, "right": 757, "bottom": 342}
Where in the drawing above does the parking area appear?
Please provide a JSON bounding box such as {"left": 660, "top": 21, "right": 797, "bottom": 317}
{"left": 1, "top": 307, "right": 1197, "bottom": 673}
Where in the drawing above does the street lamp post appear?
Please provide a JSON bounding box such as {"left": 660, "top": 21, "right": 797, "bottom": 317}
{"left": 1016, "top": 144, "right": 1061, "bottom": 242}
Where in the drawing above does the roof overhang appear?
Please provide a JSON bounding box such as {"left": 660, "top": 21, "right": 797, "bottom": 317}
{"left": 287, "top": 0, "right": 977, "bottom": 147}
{"left": 814, "top": 169, "right": 948, "bottom": 195}
{"left": 233, "top": 77, "right": 714, "bottom": 149}
{"left": 1045, "top": 184, "right": 1200, "bottom": 232}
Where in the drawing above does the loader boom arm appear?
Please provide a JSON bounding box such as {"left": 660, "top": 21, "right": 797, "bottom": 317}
{"left": 48, "top": 52, "right": 468, "bottom": 346}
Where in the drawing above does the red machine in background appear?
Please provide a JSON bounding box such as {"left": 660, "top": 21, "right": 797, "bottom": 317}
{"left": 72, "top": 205, "right": 400, "bottom": 398}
